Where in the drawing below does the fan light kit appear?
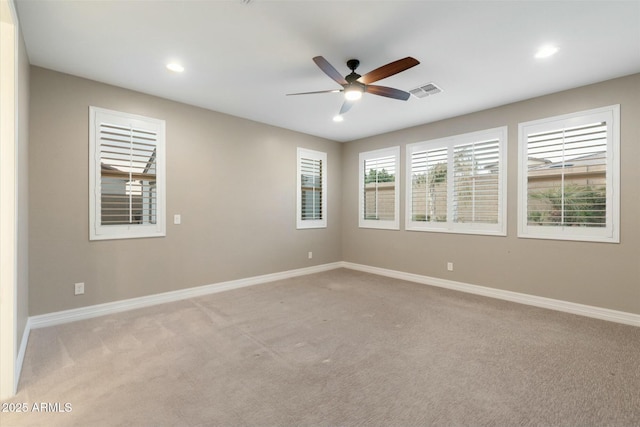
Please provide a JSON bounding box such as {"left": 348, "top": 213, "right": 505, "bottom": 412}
{"left": 344, "top": 87, "right": 363, "bottom": 101}
{"left": 288, "top": 56, "right": 420, "bottom": 116}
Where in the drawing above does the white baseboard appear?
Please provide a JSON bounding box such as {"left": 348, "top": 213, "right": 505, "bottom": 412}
{"left": 341, "top": 262, "right": 640, "bottom": 327}
{"left": 28, "top": 260, "right": 639, "bottom": 331}
{"left": 29, "top": 262, "right": 343, "bottom": 330}
{"left": 17, "top": 260, "right": 638, "bottom": 395}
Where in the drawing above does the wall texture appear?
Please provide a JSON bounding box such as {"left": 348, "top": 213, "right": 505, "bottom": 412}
{"left": 342, "top": 74, "right": 640, "bottom": 315}
{"left": 29, "top": 67, "right": 342, "bottom": 315}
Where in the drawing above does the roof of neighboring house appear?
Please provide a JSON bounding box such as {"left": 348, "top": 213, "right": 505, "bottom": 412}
{"left": 529, "top": 152, "right": 606, "bottom": 171}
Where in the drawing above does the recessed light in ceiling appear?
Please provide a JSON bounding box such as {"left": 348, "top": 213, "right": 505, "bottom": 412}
{"left": 333, "top": 115, "right": 344, "bottom": 123}
{"left": 166, "top": 62, "right": 185, "bottom": 73}
{"left": 535, "top": 45, "right": 559, "bottom": 59}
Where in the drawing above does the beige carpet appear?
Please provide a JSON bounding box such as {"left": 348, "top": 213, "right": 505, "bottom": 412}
{"left": 2, "top": 268, "right": 639, "bottom": 426}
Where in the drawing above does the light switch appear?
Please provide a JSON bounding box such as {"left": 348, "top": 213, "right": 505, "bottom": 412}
{"left": 74, "top": 282, "right": 85, "bottom": 295}
{"left": 174, "top": 214, "right": 181, "bottom": 225}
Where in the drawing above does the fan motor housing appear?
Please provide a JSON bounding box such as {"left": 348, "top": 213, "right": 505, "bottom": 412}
{"left": 346, "top": 73, "right": 362, "bottom": 84}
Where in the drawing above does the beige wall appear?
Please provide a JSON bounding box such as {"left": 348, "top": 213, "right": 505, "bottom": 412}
{"left": 29, "top": 67, "right": 639, "bottom": 317}
{"left": 342, "top": 74, "right": 640, "bottom": 315}
{"left": 29, "top": 67, "right": 342, "bottom": 315}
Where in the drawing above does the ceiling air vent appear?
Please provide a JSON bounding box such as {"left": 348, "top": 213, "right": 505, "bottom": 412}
{"left": 409, "top": 83, "right": 443, "bottom": 99}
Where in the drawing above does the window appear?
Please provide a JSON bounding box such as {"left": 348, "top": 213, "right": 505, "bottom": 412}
{"left": 359, "top": 146, "right": 400, "bottom": 230}
{"left": 518, "top": 105, "right": 620, "bottom": 243}
{"left": 297, "top": 148, "right": 326, "bottom": 229}
{"left": 406, "top": 127, "right": 507, "bottom": 235}
{"left": 89, "top": 106, "right": 166, "bottom": 240}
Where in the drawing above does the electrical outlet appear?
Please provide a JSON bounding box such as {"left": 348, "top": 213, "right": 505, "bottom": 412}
{"left": 447, "top": 262, "right": 454, "bottom": 272}
{"left": 74, "top": 282, "right": 85, "bottom": 295}
{"left": 308, "top": 251, "right": 313, "bottom": 259}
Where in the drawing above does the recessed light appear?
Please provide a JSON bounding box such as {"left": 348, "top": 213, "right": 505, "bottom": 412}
{"left": 166, "top": 62, "right": 185, "bottom": 73}
{"left": 333, "top": 115, "right": 344, "bottom": 122}
{"left": 535, "top": 45, "right": 559, "bottom": 59}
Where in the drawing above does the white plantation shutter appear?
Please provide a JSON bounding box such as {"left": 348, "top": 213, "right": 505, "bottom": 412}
{"left": 410, "top": 147, "right": 448, "bottom": 223}
{"left": 453, "top": 139, "right": 500, "bottom": 224}
{"left": 297, "top": 148, "right": 326, "bottom": 229}
{"left": 300, "top": 157, "right": 323, "bottom": 221}
{"left": 89, "top": 107, "right": 165, "bottom": 240}
{"left": 363, "top": 155, "right": 396, "bottom": 220}
{"left": 359, "top": 147, "right": 400, "bottom": 229}
{"left": 99, "top": 123, "right": 158, "bottom": 225}
{"left": 518, "top": 105, "right": 619, "bottom": 242}
{"left": 526, "top": 122, "right": 607, "bottom": 227}
{"left": 406, "top": 127, "right": 507, "bottom": 235}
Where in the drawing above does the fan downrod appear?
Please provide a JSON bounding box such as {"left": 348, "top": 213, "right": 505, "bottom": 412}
{"left": 346, "top": 59, "right": 360, "bottom": 71}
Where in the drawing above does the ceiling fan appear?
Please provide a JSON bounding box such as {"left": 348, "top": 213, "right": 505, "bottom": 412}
{"left": 287, "top": 56, "right": 420, "bottom": 116}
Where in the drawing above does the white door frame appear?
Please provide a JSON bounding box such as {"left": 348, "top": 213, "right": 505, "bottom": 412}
{"left": 0, "top": 0, "right": 18, "bottom": 399}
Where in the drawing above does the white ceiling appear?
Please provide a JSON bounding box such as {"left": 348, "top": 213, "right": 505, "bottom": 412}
{"left": 15, "top": 0, "right": 640, "bottom": 142}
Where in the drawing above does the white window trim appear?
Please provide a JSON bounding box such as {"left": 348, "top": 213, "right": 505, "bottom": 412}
{"left": 89, "top": 106, "right": 166, "bottom": 241}
{"left": 517, "top": 105, "right": 620, "bottom": 243}
{"left": 296, "top": 147, "right": 327, "bottom": 229}
{"left": 359, "top": 146, "right": 400, "bottom": 230}
{"left": 405, "top": 127, "right": 508, "bottom": 236}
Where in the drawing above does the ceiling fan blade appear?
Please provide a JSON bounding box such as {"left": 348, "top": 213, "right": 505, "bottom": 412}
{"left": 366, "top": 85, "right": 412, "bottom": 101}
{"left": 286, "top": 89, "right": 341, "bottom": 96}
{"left": 358, "top": 57, "right": 420, "bottom": 84}
{"left": 339, "top": 99, "right": 356, "bottom": 115}
{"left": 313, "top": 56, "right": 348, "bottom": 86}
